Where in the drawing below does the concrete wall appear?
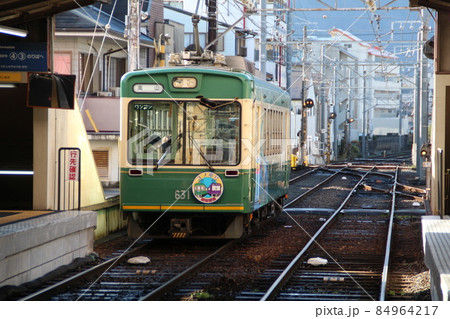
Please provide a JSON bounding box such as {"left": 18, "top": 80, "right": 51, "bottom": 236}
{"left": 94, "top": 204, "right": 127, "bottom": 240}
{"left": 0, "top": 211, "right": 96, "bottom": 287}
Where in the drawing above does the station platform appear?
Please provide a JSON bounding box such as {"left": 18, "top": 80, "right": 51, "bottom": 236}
{"left": 0, "top": 210, "right": 96, "bottom": 288}
{"left": 0, "top": 210, "right": 54, "bottom": 226}
{"left": 422, "top": 216, "right": 450, "bottom": 301}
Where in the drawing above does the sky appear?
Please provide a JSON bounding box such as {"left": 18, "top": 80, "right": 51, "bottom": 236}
{"left": 291, "top": 0, "right": 434, "bottom": 60}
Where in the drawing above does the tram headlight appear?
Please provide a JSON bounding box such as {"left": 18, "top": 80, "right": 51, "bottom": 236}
{"left": 172, "top": 77, "right": 197, "bottom": 89}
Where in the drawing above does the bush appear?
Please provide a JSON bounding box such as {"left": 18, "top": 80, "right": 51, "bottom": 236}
{"left": 338, "top": 138, "right": 361, "bottom": 160}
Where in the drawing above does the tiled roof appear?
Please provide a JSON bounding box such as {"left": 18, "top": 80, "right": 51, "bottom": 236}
{"left": 55, "top": 5, "right": 153, "bottom": 43}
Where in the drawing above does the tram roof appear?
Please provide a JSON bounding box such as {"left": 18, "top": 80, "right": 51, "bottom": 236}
{"left": 121, "top": 67, "right": 291, "bottom": 108}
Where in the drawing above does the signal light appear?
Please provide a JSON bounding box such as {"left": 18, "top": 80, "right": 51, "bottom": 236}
{"left": 329, "top": 112, "right": 336, "bottom": 120}
{"left": 303, "top": 98, "right": 314, "bottom": 108}
{"left": 347, "top": 118, "right": 354, "bottom": 123}
{"left": 420, "top": 143, "right": 431, "bottom": 159}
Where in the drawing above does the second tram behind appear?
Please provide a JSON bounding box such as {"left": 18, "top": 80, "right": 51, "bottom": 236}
{"left": 120, "top": 67, "right": 290, "bottom": 239}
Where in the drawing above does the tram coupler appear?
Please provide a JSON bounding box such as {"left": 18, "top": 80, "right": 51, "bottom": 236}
{"left": 170, "top": 218, "right": 192, "bottom": 238}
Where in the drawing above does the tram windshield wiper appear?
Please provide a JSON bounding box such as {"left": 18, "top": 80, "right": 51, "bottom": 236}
{"left": 196, "top": 95, "right": 238, "bottom": 109}
{"left": 189, "top": 135, "right": 215, "bottom": 172}
{"left": 154, "top": 133, "right": 182, "bottom": 170}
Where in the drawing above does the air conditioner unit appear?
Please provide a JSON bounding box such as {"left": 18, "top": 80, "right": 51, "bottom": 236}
{"left": 97, "top": 91, "right": 112, "bottom": 97}
{"left": 109, "top": 87, "right": 120, "bottom": 96}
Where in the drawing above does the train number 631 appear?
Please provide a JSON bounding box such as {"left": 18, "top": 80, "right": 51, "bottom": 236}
{"left": 174, "top": 189, "right": 190, "bottom": 200}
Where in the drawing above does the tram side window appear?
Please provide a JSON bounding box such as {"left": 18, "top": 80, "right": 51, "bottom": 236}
{"left": 263, "top": 108, "right": 283, "bottom": 156}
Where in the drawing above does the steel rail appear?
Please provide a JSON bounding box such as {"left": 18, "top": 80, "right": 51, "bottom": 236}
{"left": 139, "top": 239, "right": 236, "bottom": 300}
{"left": 21, "top": 240, "right": 235, "bottom": 301}
{"left": 289, "top": 167, "right": 318, "bottom": 184}
{"left": 260, "top": 167, "right": 374, "bottom": 301}
{"left": 286, "top": 167, "right": 366, "bottom": 207}
{"left": 20, "top": 244, "right": 148, "bottom": 301}
{"left": 379, "top": 166, "right": 399, "bottom": 301}
{"left": 285, "top": 168, "right": 344, "bottom": 208}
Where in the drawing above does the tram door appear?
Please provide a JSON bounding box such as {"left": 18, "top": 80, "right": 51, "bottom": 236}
{"left": 0, "top": 84, "right": 33, "bottom": 210}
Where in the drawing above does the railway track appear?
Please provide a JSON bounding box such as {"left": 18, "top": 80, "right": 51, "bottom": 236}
{"left": 14, "top": 164, "right": 427, "bottom": 301}
{"left": 237, "top": 166, "right": 427, "bottom": 301}
{"left": 20, "top": 240, "right": 235, "bottom": 301}
{"left": 155, "top": 165, "right": 427, "bottom": 300}
{"left": 258, "top": 168, "right": 378, "bottom": 300}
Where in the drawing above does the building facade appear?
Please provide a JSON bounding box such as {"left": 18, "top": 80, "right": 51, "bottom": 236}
{"left": 291, "top": 27, "right": 412, "bottom": 164}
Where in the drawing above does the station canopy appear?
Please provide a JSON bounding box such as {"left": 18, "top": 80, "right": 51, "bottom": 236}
{"left": 0, "top": 0, "right": 100, "bottom": 27}
{"left": 410, "top": 0, "right": 450, "bottom": 11}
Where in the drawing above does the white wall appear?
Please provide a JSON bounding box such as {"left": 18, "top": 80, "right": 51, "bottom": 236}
{"left": 33, "top": 101, "right": 105, "bottom": 210}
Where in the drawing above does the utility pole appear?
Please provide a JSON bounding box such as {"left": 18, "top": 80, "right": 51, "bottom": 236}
{"left": 286, "top": 0, "right": 292, "bottom": 94}
{"left": 420, "top": 11, "right": 430, "bottom": 180}
{"left": 362, "top": 70, "right": 366, "bottom": 158}
{"left": 415, "top": 9, "right": 430, "bottom": 182}
{"left": 207, "top": 0, "right": 217, "bottom": 52}
{"left": 398, "top": 78, "right": 403, "bottom": 153}
{"left": 127, "top": 0, "right": 140, "bottom": 71}
{"left": 333, "top": 64, "right": 338, "bottom": 160}
{"left": 320, "top": 45, "right": 326, "bottom": 156}
{"left": 347, "top": 68, "right": 352, "bottom": 146}
{"left": 260, "top": 0, "right": 267, "bottom": 80}
{"left": 300, "top": 26, "right": 308, "bottom": 166}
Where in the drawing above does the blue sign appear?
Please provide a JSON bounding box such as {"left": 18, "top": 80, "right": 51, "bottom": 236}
{"left": 0, "top": 42, "right": 47, "bottom": 72}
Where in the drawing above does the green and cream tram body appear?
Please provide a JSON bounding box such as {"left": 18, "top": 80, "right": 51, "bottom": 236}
{"left": 120, "top": 67, "right": 290, "bottom": 238}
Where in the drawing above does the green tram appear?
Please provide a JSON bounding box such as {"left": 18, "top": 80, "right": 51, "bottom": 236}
{"left": 120, "top": 67, "right": 291, "bottom": 239}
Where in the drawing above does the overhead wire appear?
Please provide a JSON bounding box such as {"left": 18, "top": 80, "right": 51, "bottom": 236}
{"left": 73, "top": 0, "right": 120, "bottom": 112}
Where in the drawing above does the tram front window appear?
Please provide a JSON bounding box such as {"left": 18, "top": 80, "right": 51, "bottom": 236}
{"left": 128, "top": 100, "right": 240, "bottom": 166}
{"left": 128, "top": 101, "right": 180, "bottom": 166}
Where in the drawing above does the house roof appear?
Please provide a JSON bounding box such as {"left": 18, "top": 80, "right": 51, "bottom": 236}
{"left": 55, "top": 5, "right": 153, "bottom": 44}
{"left": 330, "top": 28, "right": 398, "bottom": 60}
{"left": 329, "top": 28, "right": 371, "bottom": 48}
{"left": 0, "top": 0, "right": 97, "bottom": 27}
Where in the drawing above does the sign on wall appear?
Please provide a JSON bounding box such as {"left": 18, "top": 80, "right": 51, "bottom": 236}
{"left": 67, "top": 149, "right": 80, "bottom": 181}
{"left": 0, "top": 42, "right": 47, "bottom": 72}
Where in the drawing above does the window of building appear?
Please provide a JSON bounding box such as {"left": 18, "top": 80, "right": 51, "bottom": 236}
{"left": 54, "top": 52, "right": 72, "bottom": 74}
{"left": 267, "top": 43, "right": 274, "bottom": 61}
{"left": 164, "top": 0, "right": 183, "bottom": 9}
{"left": 108, "top": 57, "right": 126, "bottom": 88}
{"left": 79, "top": 53, "right": 94, "bottom": 94}
{"left": 92, "top": 150, "right": 109, "bottom": 178}
{"left": 184, "top": 32, "right": 206, "bottom": 50}
{"left": 184, "top": 33, "right": 224, "bottom": 51}
{"left": 235, "top": 31, "right": 247, "bottom": 57}
{"left": 254, "top": 38, "right": 260, "bottom": 62}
